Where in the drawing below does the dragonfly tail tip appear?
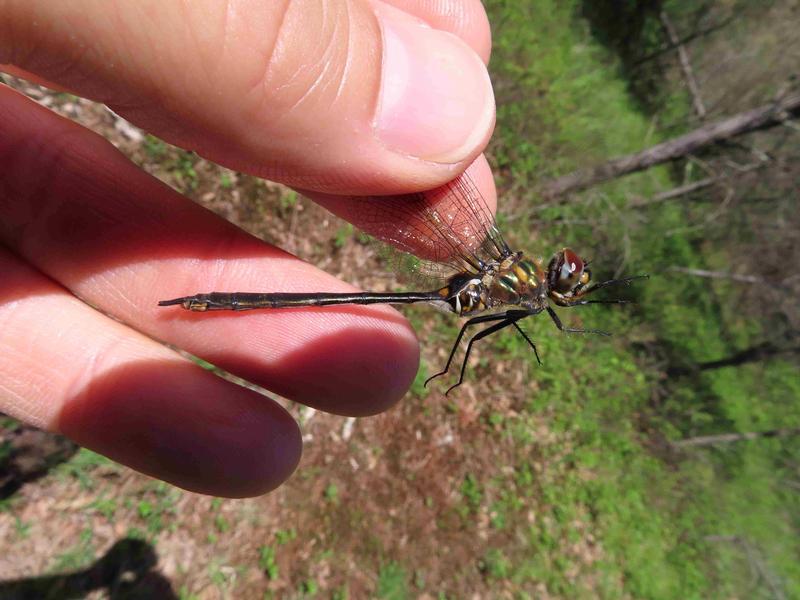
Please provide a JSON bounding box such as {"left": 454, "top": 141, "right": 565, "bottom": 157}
{"left": 158, "top": 297, "right": 185, "bottom": 307}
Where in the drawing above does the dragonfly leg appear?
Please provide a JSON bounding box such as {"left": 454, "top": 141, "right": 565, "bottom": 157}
{"left": 573, "top": 274, "right": 649, "bottom": 299}
{"left": 512, "top": 321, "right": 541, "bottom": 365}
{"left": 563, "top": 298, "right": 632, "bottom": 307}
{"left": 445, "top": 316, "right": 523, "bottom": 396}
{"left": 425, "top": 313, "right": 511, "bottom": 388}
{"left": 546, "top": 307, "right": 610, "bottom": 336}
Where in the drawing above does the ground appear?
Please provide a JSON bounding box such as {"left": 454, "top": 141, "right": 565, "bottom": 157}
{"left": 1, "top": 1, "right": 799, "bottom": 597}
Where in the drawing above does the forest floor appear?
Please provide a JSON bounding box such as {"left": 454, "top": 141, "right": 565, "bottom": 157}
{"left": 1, "top": 1, "right": 798, "bottom": 598}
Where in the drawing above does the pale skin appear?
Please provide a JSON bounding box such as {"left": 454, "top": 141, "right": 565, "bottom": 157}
{"left": 0, "top": 0, "right": 497, "bottom": 497}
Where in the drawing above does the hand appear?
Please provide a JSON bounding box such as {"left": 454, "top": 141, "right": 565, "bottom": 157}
{"left": 0, "top": 0, "right": 495, "bottom": 497}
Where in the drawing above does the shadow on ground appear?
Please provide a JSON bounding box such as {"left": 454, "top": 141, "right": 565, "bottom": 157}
{"left": 0, "top": 537, "right": 176, "bottom": 599}
{"left": 0, "top": 421, "right": 78, "bottom": 500}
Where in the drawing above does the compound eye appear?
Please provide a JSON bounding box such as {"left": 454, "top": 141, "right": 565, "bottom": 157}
{"left": 555, "top": 248, "right": 585, "bottom": 292}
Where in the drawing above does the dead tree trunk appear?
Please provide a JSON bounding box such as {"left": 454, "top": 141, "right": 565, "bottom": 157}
{"left": 541, "top": 92, "right": 800, "bottom": 198}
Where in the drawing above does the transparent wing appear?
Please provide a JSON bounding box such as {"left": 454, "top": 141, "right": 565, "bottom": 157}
{"left": 374, "top": 242, "right": 465, "bottom": 291}
{"left": 347, "top": 172, "right": 513, "bottom": 277}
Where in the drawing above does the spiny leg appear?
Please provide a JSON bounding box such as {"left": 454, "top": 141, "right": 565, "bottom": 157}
{"left": 512, "top": 321, "right": 541, "bottom": 365}
{"left": 425, "top": 313, "right": 511, "bottom": 387}
{"left": 546, "top": 307, "right": 611, "bottom": 336}
{"left": 445, "top": 317, "right": 524, "bottom": 396}
{"left": 563, "top": 298, "right": 632, "bottom": 307}
{"left": 577, "top": 274, "right": 649, "bottom": 297}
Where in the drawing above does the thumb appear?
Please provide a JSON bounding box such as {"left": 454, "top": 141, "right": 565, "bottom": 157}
{"left": 0, "top": 0, "right": 494, "bottom": 194}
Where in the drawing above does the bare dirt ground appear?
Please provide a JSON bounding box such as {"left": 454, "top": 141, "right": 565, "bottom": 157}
{"left": 0, "top": 80, "right": 588, "bottom": 599}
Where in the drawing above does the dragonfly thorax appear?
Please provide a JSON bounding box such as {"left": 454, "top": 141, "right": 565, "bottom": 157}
{"left": 439, "top": 255, "right": 549, "bottom": 316}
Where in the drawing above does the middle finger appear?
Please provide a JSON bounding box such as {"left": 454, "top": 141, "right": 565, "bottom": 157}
{"left": 0, "top": 85, "right": 420, "bottom": 416}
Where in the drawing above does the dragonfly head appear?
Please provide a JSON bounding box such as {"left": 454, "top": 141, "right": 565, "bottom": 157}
{"left": 546, "top": 248, "right": 591, "bottom": 304}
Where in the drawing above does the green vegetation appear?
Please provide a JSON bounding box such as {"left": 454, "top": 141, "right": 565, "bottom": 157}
{"left": 55, "top": 448, "right": 116, "bottom": 490}
{"left": 429, "top": 0, "right": 799, "bottom": 596}
{"left": 258, "top": 544, "right": 279, "bottom": 580}
{"left": 1, "top": 1, "right": 795, "bottom": 598}
{"left": 275, "top": 527, "right": 297, "bottom": 545}
{"left": 134, "top": 482, "right": 181, "bottom": 536}
{"left": 49, "top": 527, "right": 95, "bottom": 573}
{"left": 324, "top": 483, "right": 340, "bottom": 505}
{"left": 376, "top": 561, "right": 409, "bottom": 600}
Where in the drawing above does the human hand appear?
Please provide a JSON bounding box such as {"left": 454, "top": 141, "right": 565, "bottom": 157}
{"left": 0, "top": 0, "right": 495, "bottom": 496}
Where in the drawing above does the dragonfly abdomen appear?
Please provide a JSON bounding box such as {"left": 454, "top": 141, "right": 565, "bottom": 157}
{"left": 438, "top": 274, "right": 488, "bottom": 315}
{"left": 158, "top": 290, "right": 442, "bottom": 311}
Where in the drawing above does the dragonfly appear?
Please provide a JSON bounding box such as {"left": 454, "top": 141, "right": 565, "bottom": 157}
{"left": 159, "top": 174, "right": 646, "bottom": 394}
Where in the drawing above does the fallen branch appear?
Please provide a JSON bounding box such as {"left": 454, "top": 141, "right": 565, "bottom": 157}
{"left": 540, "top": 93, "right": 800, "bottom": 198}
{"left": 633, "top": 16, "right": 735, "bottom": 67}
{"left": 629, "top": 161, "right": 765, "bottom": 206}
{"left": 674, "top": 428, "right": 800, "bottom": 448}
{"left": 660, "top": 11, "right": 706, "bottom": 119}
{"left": 705, "top": 535, "right": 786, "bottom": 599}
{"left": 666, "top": 266, "right": 764, "bottom": 284}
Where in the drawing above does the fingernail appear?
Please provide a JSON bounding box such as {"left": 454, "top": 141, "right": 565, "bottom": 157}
{"left": 373, "top": 2, "right": 495, "bottom": 163}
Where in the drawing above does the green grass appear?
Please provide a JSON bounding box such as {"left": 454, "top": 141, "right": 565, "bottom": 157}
{"left": 49, "top": 527, "right": 95, "bottom": 573}
{"left": 55, "top": 448, "right": 117, "bottom": 490}
{"left": 376, "top": 561, "right": 409, "bottom": 600}
{"left": 417, "top": 0, "right": 800, "bottom": 597}
{"left": 258, "top": 544, "right": 279, "bottom": 580}
{"left": 2, "top": 2, "right": 795, "bottom": 598}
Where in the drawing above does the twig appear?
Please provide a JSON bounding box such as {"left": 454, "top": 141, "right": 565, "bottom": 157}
{"left": 705, "top": 535, "right": 786, "bottom": 600}
{"left": 675, "top": 428, "right": 800, "bottom": 448}
{"left": 633, "top": 15, "right": 736, "bottom": 68}
{"left": 666, "top": 266, "right": 765, "bottom": 284}
{"left": 660, "top": 11, "right": 707, "bottom": 119}
{"left": 540, "top": 93, "right": 800, "bottom": 198}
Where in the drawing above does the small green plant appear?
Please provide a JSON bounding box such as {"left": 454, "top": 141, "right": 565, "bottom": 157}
{"left": 333, "top": 224, "right": 354, "bottom": 249}
{"left": 173, "top": 151, "right": 199, "bottom": 191}
{"left": 324, "top": 483, "right": 339, "bottom": 504}
{"left": 480, "top": 549, "right": 511, "bottom": 580}
{"left": 89, "top": 496, "right": 118, "bottom": 521}
{"left": 137, "top": 500, "right": 153, "bottom": 518}
{"left": 275, "top": 528, "right": 297, "bottom": 545}
{"left": 13, "top": 516, "right": 31, "bottom": 539}
{"left": 376, "top": 561, "right": 408, "bottom": 600}
{"left": 136, "top": 485, "right": 179, "bottom": 535}
{"left": 460, "top": 473, "right": 483, "bottom": 513}
{"left": 214, "top": 515, "right": 231, "bottom": 533}
{"left": 258, "top": 545, "right": 279, "bottom": 580}
{"left": 178, "top": 585, "right": 200, "bottom": 600}
{"left": 219, "top": 171, "right": 234, "bottom": 189}
{"left": 409, "top": 362, "right": 430, "bottom": 398}
{"left": 300, "top": 578, "right": 319, "bottom": 596}
{"left": 50, "top": 527, "right": 95, "bottom": 572}
{"left": 280, "top": 190, "right": 298, "bottom": 211}
{"left": 143, "top": 134, "right": 167, "bottom": 159}
{"left": 126, "top": 527, "right": 146, "bottom": 541}
{"left": 331, "top": 585, "right": 349, "bottom": 600}
{"left": 487, "top": 412, "right": 504, "bottom": 427}
{"left": 56, "top": 448, "right": 114, "bottom": 490}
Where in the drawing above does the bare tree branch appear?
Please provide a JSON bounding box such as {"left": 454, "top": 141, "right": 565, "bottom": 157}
{"left": 705, "top": 535, "right": 787, "bottom": 599}
{"left": 666, "top": 266, "right": 765, "bottom": 284}
{"left": 629, "top": 161, "right": 766, "bottom": 206}
{"left": 660, "top": 11, "right": 707, "bottom": 119}
{"left": 540, "top": 93, "right": 800, "bottom": 198}
{"left": 633, "top": 15, "right": 736, "bottom": 67}
{"left": 675, "top": 428, "right": 800, "bottom": 448}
